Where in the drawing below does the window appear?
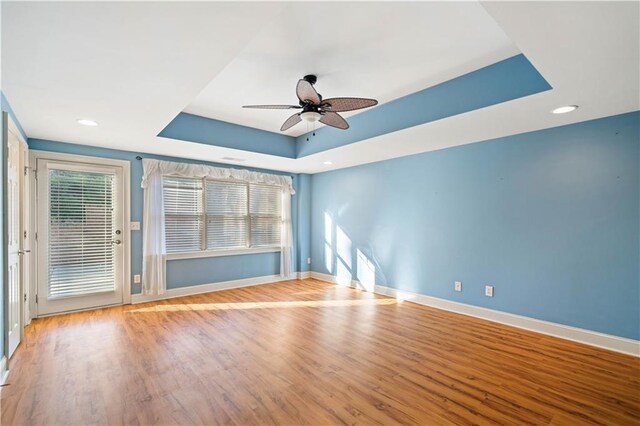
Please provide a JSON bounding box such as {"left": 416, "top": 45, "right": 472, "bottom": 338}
{"left": 162, "top": 176, "right": 282, "bottom": 254}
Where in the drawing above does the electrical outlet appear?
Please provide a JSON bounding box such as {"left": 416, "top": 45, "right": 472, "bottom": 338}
{"left": 130, "top": 221, "right": 141, "bottom": 231}
{"left": 134, "top": 274, "right": 141, "bottom": 284}
{"left": 307, "top": 257, "right": 311, "bottom": 265}
{"left": 454, "top": 281, "right": 462, "bottom": 292}
{"left": 485, "top": 285, "right": 494, "bottom": 297}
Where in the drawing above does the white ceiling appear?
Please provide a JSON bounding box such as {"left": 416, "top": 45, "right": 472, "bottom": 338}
{"left": 297, "top": 0, "right": 640, "bottom": 172}
{"left": 183, "top": 2, "right": 519, "bottom": 137}
{"left": 2, "top": 1, "right": 639, "bottom": 175}
{"left": 1, "top": 1, "right": 281, "bottom": 148}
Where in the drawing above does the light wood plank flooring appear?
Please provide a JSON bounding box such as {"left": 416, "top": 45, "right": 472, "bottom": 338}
{"left": 1, "top": 279, "right": 638, "bottom": 425}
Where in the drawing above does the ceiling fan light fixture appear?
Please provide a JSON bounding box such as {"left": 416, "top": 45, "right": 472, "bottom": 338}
{"left": 300, "top": 111, "right": 322, "bottom": 122}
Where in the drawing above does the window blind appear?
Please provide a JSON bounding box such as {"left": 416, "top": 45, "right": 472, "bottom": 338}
{"left": 48, "top": 169, "right": 115, "bottom": 298}
{"left": 163, "top": 177, "right": 203, "bottom": 253}
{"left": 162, "top": 177, "right": 283, "bottom": 254}
{"left": 250, "top": 184, "right": 282, "bottom": 247}
{"left": 206, "top": 180, "right": 247, "bottom": 249}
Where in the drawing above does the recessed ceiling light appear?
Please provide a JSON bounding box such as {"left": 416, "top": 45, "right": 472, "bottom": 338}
{"left": 77, "top": 119, "right": 98, "bottom": 126}
{"left": 323, "top": 161, "right": 333, "bottom": 165}
{"left": 552, "top": 105, "right": 578, "bottom": 114}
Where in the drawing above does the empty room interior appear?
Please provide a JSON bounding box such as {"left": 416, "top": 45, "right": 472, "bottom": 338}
{"left": 1, "top": 1, "right": 639, "bottom": 425}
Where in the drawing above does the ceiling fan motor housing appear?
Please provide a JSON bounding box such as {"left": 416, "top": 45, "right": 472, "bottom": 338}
{"left": 303, "top": 74, "right": 317, "bottom": 85}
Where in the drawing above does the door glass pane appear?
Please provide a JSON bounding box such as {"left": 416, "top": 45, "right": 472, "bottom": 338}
{"left": 48, "top": 169, "right": 115, "bottom": 298}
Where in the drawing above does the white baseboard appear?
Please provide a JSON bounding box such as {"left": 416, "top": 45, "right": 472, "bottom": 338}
{"left": 297, "top": 271, "right": 311, "bottom": 279}
{"left": 0, "top": 356, "right": 8, "bottom": 388}
{"left": 131, "top": 273, "right": 302, "bottom": 304}
{"left": 309, "top": 272, "right": 640, "bottom": 357}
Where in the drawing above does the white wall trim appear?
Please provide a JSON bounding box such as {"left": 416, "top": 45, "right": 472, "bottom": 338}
{"left": 131, "top": 274, "right": 299, "bottom": 304}
{"left": 309, "top": 272, "right": 640, "bottom": 357}
{"left": 0, "top": 356, "right": 8, "bottom": 387}
{"left": 297, "top": 271, "right": 311, "bottom": 279}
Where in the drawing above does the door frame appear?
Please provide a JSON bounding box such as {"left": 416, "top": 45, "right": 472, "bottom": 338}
{"left": 29, "top": 150, "right": 131, "bottom": 318}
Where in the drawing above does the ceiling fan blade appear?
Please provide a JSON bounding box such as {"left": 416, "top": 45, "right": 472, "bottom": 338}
{"left": 320, "top": 97, "right": 378, "bottom": 112}
{"left": 243, "top": 105, "right": 302, "bottom": 109}
{"left": 280, "top": 113, "right": 302, "bottom": 131}
{"left": 296, "top": 79, "right": 321, "bottom": 105}
{"left": 319, "top": 112, "right": 349, "bottom": 130}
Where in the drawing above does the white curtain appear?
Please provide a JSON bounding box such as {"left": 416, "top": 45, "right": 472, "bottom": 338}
{"left": 280, "top": 190, "right": 295, "bottom": 278}
{"left": 141, "top": 159, "right": 166, "bottom": 295}
{"left": 140, "top": 158, "right": 296, "bottom": 291}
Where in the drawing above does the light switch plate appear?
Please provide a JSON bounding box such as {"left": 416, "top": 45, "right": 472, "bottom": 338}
{"left": 130, "top": 221, "right": 140, "bottom": 231}
{"left": 133, "top": 274, "right": 141, "bottom": 284}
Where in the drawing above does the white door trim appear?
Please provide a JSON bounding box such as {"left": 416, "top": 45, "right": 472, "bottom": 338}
{"left": 20, "top": 140, "right": 31, "bottom": 328}
{"left": 29, "top": 150, "right": 131, "bottom": 317}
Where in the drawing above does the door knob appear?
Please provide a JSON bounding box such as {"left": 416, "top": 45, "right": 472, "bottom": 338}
{"left": 17, "top": 249, "right": 31, "bottom": 255}
{"left": 111, "top": 240, "right": 122, "bottom": 245}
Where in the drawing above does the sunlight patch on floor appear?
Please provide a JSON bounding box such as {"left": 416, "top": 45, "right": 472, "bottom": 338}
{"left": 129, "top": 298, "right": 397, "bottom": 313}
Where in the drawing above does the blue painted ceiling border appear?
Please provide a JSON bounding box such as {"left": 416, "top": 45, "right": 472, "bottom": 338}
{"left": 160, "top": 54, "right": 550, "bottom": 159}
{"left": 158, "top": 112, "right": 297, "bottom": 158}
{"left": 296, "top": 54, "right": 552, "bottom": 157}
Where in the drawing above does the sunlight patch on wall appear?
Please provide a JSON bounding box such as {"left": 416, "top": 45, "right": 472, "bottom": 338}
{"left": 336, "top": 226, "right": 352, "bottom": 267}
{"left": 357, "top": 249, "right": 376, "bottom": 292}
{"left": 324, "top": 212, "right": 332, "bottom": 244}
{"left": 336, "top": 258, "right": 352, "bottom": 286}
{"left": 325, "top": 243, "right": 333, "bottom": 274}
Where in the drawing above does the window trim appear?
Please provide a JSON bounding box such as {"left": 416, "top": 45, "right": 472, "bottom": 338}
{"left": 166, "top": 246, "right": 280, "bottom": 260}
{"left": 162, "top": 175, "right": 283, "bottom": 257}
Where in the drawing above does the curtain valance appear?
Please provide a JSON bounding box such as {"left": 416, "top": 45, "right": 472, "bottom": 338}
{"left": 141, "top": 159, "right": 295, "bottom": 194}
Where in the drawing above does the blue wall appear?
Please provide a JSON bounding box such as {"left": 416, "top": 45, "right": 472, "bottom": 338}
{"left": 27, "top": 139, "right": 308, "bottom": 293}
{"left": 310, "top": 112, "right": 640, "bottom": 340}
{"left": 1, "top": 93, "right": 27, "bottom": 141}
{"left": 296, "top": 174, "right": 312, "bottom": 272}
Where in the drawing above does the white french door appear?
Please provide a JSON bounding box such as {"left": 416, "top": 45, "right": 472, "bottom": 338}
{"left": 36, "top": 159, "right": 125, "bottom": 315}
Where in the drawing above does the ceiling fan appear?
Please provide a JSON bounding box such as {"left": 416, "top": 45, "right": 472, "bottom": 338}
{"left": 243, "top": 75, "right": 378, "bottom": 132}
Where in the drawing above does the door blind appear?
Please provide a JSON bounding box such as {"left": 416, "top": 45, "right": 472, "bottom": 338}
{"left": 48, "top": 169, "right": 116, "bottom": 298}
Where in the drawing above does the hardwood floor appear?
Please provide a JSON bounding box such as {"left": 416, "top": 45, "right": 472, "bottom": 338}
{"left": 1, "top": 279, "right": 638, "bottom": 425}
